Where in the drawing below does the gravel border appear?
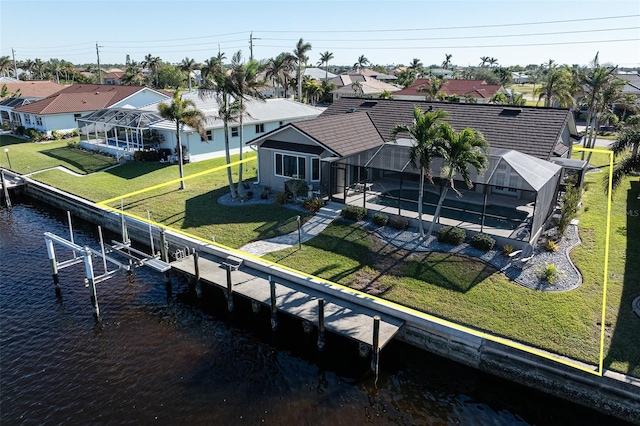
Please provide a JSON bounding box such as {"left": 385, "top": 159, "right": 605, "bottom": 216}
{"left": 216, "top": 191, "right": 583, "bottom": 292}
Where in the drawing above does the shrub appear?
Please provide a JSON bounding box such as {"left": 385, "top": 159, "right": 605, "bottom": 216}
{"left": 24, "top": 127, "right": 45, "bottom": 141}
{"left": 1, "top": 121, "right": 10, "bottom": 131}
{"left": 51, "top": 130, "right": 63, "bottom": 140}
{"left": 470, "top": 233, "right": 496, "bottom": 251}
{"left": 558, "top": 182, "right": 580, "bottom": 234}
{"left": 284, "top": 178, "right": 308, "bottom": 198}
{"left": 373, "top": 213, "right": 389, "bottom": 227}
{"left": 67, "top": 140, "right": 79, "bottom": 149}
{"left": 303, "top": 197, "right": 324, "bottom": 213}
{"left": 15, "top": 125, "right": 25, "bottom": 136}
{"left": 543, "top": 239, "right": 558, "bottom": 252}
{"left": 342, "top": 205, "right": 367, "bottom": 221}
{"left": 133, "top": 150, "right": 161, "bottom": 162}
{"left": 501, "top": 244, "right": 515, "bottom": 256}
{"left": 66, "top": 129, "right": 79, "bottom": 138}
{"left": 388, "top": 215, "right": 409, "bottom": 230}
{"left": 539, "top": 264, "right": 560, "bottom": 284}
{"left": 260, "top": 186, "right": 271, "bottom": 200}
{"left": 274, "top": 192, "right": 287, "bottom": 205}
{"left": 437, "top": 226, "right": 466, "bottom": 245}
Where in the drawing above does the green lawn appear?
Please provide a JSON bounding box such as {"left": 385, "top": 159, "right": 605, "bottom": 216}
{"left": 16, "top": 138, "right": 640, "bottom": 376}
{"left": 0, "top": 135, "right": 116, "bottom": 174}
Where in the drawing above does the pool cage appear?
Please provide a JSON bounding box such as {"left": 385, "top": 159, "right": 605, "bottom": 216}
{"left": 77, "top": 108, "right": 165, "bottom": 155}
{"left": 326, "top": 142, "right": 563, "bottom": 243}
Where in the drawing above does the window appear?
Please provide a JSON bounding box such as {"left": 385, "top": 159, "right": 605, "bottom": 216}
{"left": 231, "top": 127, "right": 239, "bottom": 137}
{"left": 255, "top": 123, "right": 265, "bottom": 134}
{"left": 35, "top": 116, "right": 43, "bottom": 126}
{"left": 275, "top": 153, "right": 306, "bottom": 179}
{"left": 201, "top": 130, "right": 213, "bottom": 141}
{"left": 311, "top": 158, "right": 320, "bottom": 181}
{"left": 24, "top": 114, "right": 31, "bottom": 125}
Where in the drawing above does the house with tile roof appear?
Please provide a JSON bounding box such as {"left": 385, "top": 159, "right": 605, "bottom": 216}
{"left": 77, "top": 92, "right": 324, "bottom": 162}
{"left": 102, "top": 71, "right": 125, "bottom": 85}
{"left": 328, "top": 75, "right": 401, "bottom": 100}
{"left": 248, "top": 97, "right": 584, "bottom": 248}
{"left": 8, "top": 84, "right": 170, "bottom": 135}
{"left": 393, "top": 79, "right": 506, "bottom": 103}
{"left": 0, "top": 80, "right": 65, "bottom": 100}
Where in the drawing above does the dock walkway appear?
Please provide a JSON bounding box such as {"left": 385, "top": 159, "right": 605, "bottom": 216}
{"left": 171, "top": 254, "right": 404, "bottom": 349}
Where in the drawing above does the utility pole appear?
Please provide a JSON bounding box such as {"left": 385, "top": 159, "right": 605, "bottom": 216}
{"left": 11, "top": 48, "right": 17, "bottom": 78}
{"left": 249, "top": 32, "right": 261, "bottom": 61}
{"left": 96, "top": 42, "right": 103, "bottom": 84}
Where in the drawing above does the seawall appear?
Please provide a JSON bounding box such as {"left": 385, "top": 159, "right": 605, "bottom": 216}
{"left": 21, "top": 176, "right": 640, "bottom": 424}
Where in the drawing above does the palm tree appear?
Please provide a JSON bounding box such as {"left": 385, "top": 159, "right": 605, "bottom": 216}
{"left": 418, "top": 77, "right": 445, "bottom": 101}
{"left": 201, "top": 52, "right": 226, "bottom": 80}
{"left": 317, "top": 51, "right": 334, "bottom": 80}
{"left": 122, "top": 61, "right": 144, "bottom": 85}
{"left": 266, "top": 52, "right": 295, "bottom": 98}
{"left": 489, "top": 92, "right": 508, "bottom": 104}
{"left": 509, "top": 92, "right": 527, "bottom": 106}
{"left": 33, "top": 58, "right": 46, "bottom": 80}
{"left": 426, "top": 123, "right": 489, "bottom": 237}
{"left": 442, "top": 54, "right": 453, "bottom": 70}
{"left": 479, "top": 56, "right": 490, "bottom": 67}
{"left": 303, "top": 77, "right": 322, "bottom": 104}
{"left": 293, "top": 38, "right": 312, "bottom": 102}
{"left": 391, "top": 107, "right": 450, "bottom": 238}
{"left": 353, "top": 54, "right": 369, "bottom": 72}
{"left": 142, "top": 54, "right": 161, "bottom": 87}
{"left": 351, "top": 80, "right": 363, "bottom": 97}
{"left": 534, "top": 67, "right": 573, "bottom": 107}
{"left": 408, "top": 58, "right": 423, "bottom": 77}
{"left": 229, "top": 51, "right": 268, "bottom": 196}
{"left": 180, "top": 57, "right": 200, "bottom": 91}
{"left": 199, "top": 56, "right": 243, "bottom": 198}
{"left": 157, "top": 90, "right": 208, "bottom": 190}
{"left": 606, "top": 126, "right": 640, "bottom": 193}
{"left": 378, "top": 90, "right": 393, "bottom": 99}
{"left": 47, "top": 58, "right": 62, "bottom": 84}
{"left": 0, "top": 56, "right": 12, "bottom": 77}
{"left": 488, "top": 57, "right": 499, "bottom": 68}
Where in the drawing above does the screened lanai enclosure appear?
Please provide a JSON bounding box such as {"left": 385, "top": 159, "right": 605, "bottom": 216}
{"left": 77, "top": 108, "right": 165, "bottom": 159}
{"left": 326, "top": 141, "right": 563, "bottom": 244}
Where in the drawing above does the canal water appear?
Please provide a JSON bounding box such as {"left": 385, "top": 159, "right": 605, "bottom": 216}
{"left": 0, "top": 199, "right": 630, "bottom": 425}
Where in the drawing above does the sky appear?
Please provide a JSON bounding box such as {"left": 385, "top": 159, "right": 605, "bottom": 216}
{"left": 1, "top": 0, "right": 639, "bottom": 69}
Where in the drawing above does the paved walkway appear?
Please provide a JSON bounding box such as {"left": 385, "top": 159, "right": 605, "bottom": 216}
{"left": 239, "top": 201, "right": 343, "bottom": 256}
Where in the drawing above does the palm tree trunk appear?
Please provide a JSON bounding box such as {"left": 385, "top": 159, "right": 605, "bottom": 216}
{"left": 427, "top": 182, "right": 450, "bottom": 237}
{"left": 417, "top": 168, "right": 425, "bottom": 238}
{"left": 224, "top": 95, "right": 238, "bottom": 199}
{"left": 176, "top": 123, "right": 185, "bottom": 190}
{"left": 585, "top": 115, "right": 600, "bottom": 164}
{"left": 237, "top": 101, "right": 245, "bottom": 197}
{"left": 297, "top": 65, "right": 302, "bottom": 102}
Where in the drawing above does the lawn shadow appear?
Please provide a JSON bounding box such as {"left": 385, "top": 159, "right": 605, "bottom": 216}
{"left": 105, "top": 161, "right": 172, "bottom": 179}
{"left": 40, "top": 147, "right": 116, "bottom": 174}
{"left": 405, "top": 252, "right": 497, "bottom": 293}
{"left": 604, "top": 179, "right": 640, "bottom": 377}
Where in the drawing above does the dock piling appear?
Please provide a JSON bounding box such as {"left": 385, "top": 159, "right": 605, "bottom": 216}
{"left": 317, "top": 299, "right": 325, "bottom": 351}
{"left": 160, "top": 229, "right": 168, "bottom": 263}
{"left": 45, "top": 237, "right": 60, "bottom": 290}
{"left": 1, "top": 170, "right": 12, "bottom": 209}
{"left": 269, "top": 275, "right": 277, "bottom": 331}
{"left": 192, "top": 249, "right": 201, "bottom": 298}
{"left": 226, "top": 265, "right": 234, "bottom": 312}
{"left": 371, "top": 315, "right": 381, "bottom": 373}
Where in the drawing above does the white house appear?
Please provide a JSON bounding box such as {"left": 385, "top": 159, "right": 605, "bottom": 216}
{"left": 10, "top": 84, "right": 169, "bottom": 135}
{"left": 77, "top": 91, "right": 324, "bottom": 162}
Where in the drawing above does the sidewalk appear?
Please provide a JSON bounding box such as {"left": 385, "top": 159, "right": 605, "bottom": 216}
{"left": 239, "top": 201, "right": 343, "bottom": 257}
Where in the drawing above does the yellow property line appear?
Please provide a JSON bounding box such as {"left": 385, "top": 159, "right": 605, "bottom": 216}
{"left": 99, "top": 152, "right": 613, "bottom": 377}
{"left": 97, "top": 157, "right": 253, "bottom": 206}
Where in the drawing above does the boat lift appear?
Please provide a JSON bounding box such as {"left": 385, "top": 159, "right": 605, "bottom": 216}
{"left": 44, "top": 210, "right": 170, "bottom": 320}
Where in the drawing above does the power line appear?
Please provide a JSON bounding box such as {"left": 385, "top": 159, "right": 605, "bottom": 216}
{"left": 259, "top": 26, "right": 640, "bottom": 43}
{"left": 257, "top": 38, "right": 640, "bottom": 50}
{"left": 101, "top": 31, "right": 248, "bottom": 44}
{"left": 254, "top": 14, "right": 640, "bottom": 33}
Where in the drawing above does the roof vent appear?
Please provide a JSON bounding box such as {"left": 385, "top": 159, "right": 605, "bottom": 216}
{"left": 501, "top": 106, "right": 522, "bottom": 115}
{"left": 346, "top": 107, "right": 358, "bottom": 113}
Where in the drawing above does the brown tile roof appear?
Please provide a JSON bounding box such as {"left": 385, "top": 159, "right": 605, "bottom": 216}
{"left": 0, "top": 81, "right": 65, "bottom": 99}
{"left": 14, "top": 84, "right": 148, "bottom": 115}
{"left": 322, "top": 98, "right": 574, "bottom": 161}
{"left": 292, "top": 111, "right": 385, "bottom": 157}
{"left": 103, "top": 71, "right": 125, "bottom": 79}
{"left": 394, "top": 79, "right": 503, "bottom": 99}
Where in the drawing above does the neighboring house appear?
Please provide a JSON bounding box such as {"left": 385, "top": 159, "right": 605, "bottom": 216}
{"left": 344, "top": 68, "right": 397, "bottom": 82}
{"left": 617, "top": 73, "right": 640, "bottom": 100}
{"left": 10, "top": 84, "right": 170, "bottom": 135}
{"left": 249, "top": 97, "right": 584, "bottom": 248}
{"left": 393, "top": 79, "right": 506, "bottom": 103}
{"left": 426, "top": 68, "right": 454, "bottom": 79}
{"left": 0, "top": 80, "right": 65, "bottom": 100}
{"left": 102, "top": 71, "right": 125, "bottom": 85}
{"left": 512, "top": 72, "right": 530, "bottom": 84}
{"left": 303, "top": 67, "right": 337, "bottom": 81}
{"left": 329, "top": 75, "right": 401, "bottom": 100}
{"left": 77, "top": 92, "right": 324, "bottom": 162}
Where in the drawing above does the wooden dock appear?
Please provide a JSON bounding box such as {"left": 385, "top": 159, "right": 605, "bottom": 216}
{"left": 171, "top": 255, "right": 404, "bottom": 349}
